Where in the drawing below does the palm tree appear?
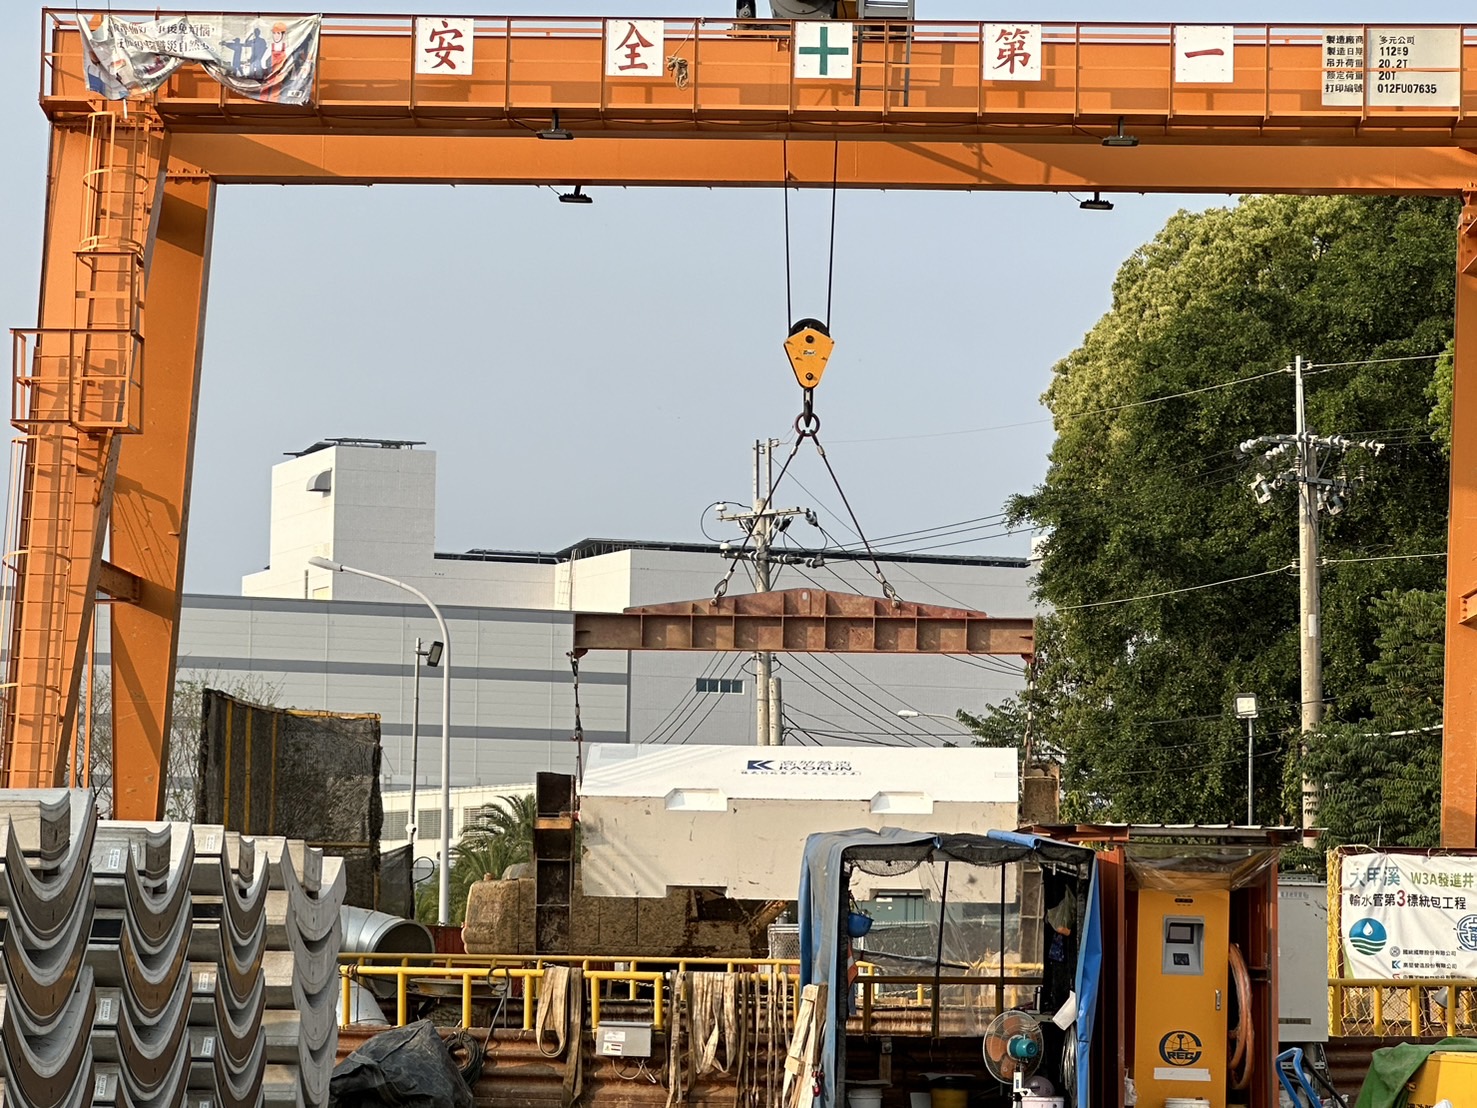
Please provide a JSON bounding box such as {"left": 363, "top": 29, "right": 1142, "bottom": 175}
{"left": 417, "top": 794, "right": 537, "bottom": 925}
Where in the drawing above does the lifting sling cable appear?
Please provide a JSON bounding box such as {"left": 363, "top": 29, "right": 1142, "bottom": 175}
{"left": 712, "top": 141, "right": 899, "bottom": 604}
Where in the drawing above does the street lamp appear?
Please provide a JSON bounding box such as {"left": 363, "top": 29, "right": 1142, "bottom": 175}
{"left": 309, "top": 556, "right": 453, "bottom": 925}
{"left": 405, "top": 636, "right": 444, "bottom": 862}
{"left": 1234, "top": 693, "right": 1259, "bottom": 825}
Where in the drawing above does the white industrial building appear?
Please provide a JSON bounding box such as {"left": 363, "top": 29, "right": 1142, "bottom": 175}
{"left": 145, "top": 439, "right": 1036, "bottom": 798}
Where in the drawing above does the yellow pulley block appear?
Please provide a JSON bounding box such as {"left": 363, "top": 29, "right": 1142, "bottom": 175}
{"left": 784, "top": 318, "right": 834, "bottom": 390}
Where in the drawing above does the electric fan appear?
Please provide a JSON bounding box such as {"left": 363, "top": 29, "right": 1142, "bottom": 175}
{"left": 982, "top": 1009, "right": 1045, "bottom": 1106}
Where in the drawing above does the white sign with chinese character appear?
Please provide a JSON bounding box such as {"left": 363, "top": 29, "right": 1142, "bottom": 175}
{"left": 605, "top": 20, "right": 664, "bottom": 78}
{"left": 983, "top": 24, "right": 1042, "bottom": 82}
{"left": 1368, "top": 27, "right": 1460, "bottom": 108}
{"left": 1174, "top": 25, "right": 1235, "bottom": 84}
{"left": 1340, "top": 852, "right": 1477, "bottom": 980}
{"left": 1320, "top": 29, "right": 1366, "bottom": 107}
{"left": 794, "top": 22, "right": 853, "bottom": 80}
{"left": 414, "top": 17, "right": 474, "bottom": 75}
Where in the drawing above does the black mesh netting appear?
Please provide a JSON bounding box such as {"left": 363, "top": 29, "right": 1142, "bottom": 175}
{"left": 195, "top": 688, "right": 383, "bottom": 908}
{"left": 850, "top": 858, "right": 924, "bottom": 877}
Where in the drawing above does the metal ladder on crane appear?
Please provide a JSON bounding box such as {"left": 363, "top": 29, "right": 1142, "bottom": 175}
{"left": 2, "top": 110, "right": 154, "bottom": 785}
{"left": 852, "top": 0, "right": 915, "bottom": 109}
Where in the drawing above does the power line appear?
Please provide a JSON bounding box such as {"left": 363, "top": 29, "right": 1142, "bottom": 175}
{"left": 645, "top": 653, "right": 725, "bottom": 742}
{"left": 1053, "top": 565, "right": 1293, "bottom": 611}
{"left": 779, "top": 655, "right": 929, "bottom": 747}
{"left": 668, "top": 655, "right": 747, "bottom": 746}
{"left": 1322, "top": 552, "right": 1446, "bottom": 566}
{"left": 798, "top": 651, "right": 943, "bottom": 741}
{"left": 828, "top": 367, "right": 1289, "bottom": 445}
{"left": 1302, "top": 352, "right": 1445, "bottom": 375}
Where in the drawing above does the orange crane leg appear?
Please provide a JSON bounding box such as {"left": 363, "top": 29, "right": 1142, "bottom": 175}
{"left": 1443, "top": 194, "right": 1477, "bottom": 847}
{"left": 108, "top": 170, "right": 213, "bottom": 821}
{"left": 4, "top": 123, "right": 129, "bottom": 789}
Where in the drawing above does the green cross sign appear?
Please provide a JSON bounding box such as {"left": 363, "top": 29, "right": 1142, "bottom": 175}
{"left": 798, "top": 25, "right": 849, "bottom": 75}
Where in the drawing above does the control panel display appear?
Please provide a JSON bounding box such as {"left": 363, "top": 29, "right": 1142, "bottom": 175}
{"left": 1161, "top": 916, "right": 1205, "bottom": 976}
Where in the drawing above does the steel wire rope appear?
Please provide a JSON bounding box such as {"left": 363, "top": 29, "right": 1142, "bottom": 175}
{"left": 711, "top": 433, "right": 807, "bottom": 601}
{"left": 782, "top": 138, "right": 792, "bottom": 325}
{"left": 826, "top": 138, "right": 839, "bottom": 329}
{"left": 807, "top": 429, "right": 900, "bottom": 600}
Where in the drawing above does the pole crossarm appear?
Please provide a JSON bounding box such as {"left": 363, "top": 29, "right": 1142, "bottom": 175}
{"left": 572, "top": 589, "right": 1034, "bottom": 655}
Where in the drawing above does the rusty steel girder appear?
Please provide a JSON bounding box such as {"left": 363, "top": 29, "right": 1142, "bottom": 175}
{"left": 572, "top": 589, "right": 1033, "bottom": 655}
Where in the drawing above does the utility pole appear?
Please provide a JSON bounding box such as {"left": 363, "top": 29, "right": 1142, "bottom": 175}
{"left": 718, "top": 440, "right": 805, "bottom": 745}
{"left": 1293, "top": 357, "right": 1323, "bottom": 842}
{"left": 1242, "top": 355, "right": 1386, "bottom": 843}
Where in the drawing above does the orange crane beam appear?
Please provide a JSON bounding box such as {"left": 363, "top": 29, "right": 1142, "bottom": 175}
{"left": 9, "top": 13, "right": 1477, "bottom": 832}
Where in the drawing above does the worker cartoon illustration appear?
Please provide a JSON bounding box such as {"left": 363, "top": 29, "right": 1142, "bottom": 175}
{"left": 269, "top": 22, "right": 289, "bottom": 79}
{"left": 222, "top": 25, "right": 269, "bottom": 79}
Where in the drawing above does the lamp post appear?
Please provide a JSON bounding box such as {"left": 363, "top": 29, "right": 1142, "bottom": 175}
{"left": 1234, "top": 693, "right": 1259, "bottom": 825}
{"left": 406, "top": 636, "right": 444, "bottom": 861}
{"left": 309, "top": 557, "right": 453, "bottom": 925}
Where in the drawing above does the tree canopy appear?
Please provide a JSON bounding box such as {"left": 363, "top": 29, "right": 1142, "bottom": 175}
{"left": 993, "top": 195, "right": 1454, "bottom": 838}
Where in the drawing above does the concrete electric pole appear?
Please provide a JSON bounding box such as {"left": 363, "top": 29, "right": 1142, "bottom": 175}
{"left": 1241, "top": 355, "right": 1386, "bottom": 843}
{"left": 718, "top": 439, "right": 804, "bottom": 745}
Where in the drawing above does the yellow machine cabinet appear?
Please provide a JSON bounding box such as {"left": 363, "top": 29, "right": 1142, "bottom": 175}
{"left": 1133, "top": 889, "right": 1231, "bottom": 1108}
{"left": 1408, "top": 1051, "right": 1477, "bottom": 1107}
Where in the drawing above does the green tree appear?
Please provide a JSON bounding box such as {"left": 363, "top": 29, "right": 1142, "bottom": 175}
{"left": 1303, "top": 589, "right": 1445, "bottom": 849}
{"left": 416, "top": 793, "right": 537, "bottom": 925}
{"left": 1012, "top": 195, "right": 1454, "bottom": 825}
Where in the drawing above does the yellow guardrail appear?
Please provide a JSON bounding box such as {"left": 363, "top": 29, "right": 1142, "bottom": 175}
{"left": 338, "top": 954, "right": 805, "bottom": 1031}
{"left": 338, "top": 953, "right": 1042, "bottom": 1037}
{"left": 1329, "top": 978, "right": 1477, "bottom": 1038}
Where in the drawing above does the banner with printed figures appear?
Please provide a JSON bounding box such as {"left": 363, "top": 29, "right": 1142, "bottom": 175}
{"left": 78, "top": 14, "right": 321, "bottom": 104}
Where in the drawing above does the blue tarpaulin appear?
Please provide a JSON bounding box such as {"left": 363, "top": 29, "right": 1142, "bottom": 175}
{"left": 798, "top": 828, "right": 1100, "bottom": 1108}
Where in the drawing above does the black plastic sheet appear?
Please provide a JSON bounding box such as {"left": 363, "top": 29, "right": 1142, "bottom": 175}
{"left": 330, "top": 1021, "right": 475, "bottom": 1108}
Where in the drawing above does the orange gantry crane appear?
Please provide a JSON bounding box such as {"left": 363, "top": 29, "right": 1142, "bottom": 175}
{"left": 8, "top": 13, "right": 1477, "bottom": 833}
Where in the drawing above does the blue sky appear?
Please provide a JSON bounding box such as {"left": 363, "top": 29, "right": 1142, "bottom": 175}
{"left": 0, "top": 3, "right": 1460, "bottom": 594}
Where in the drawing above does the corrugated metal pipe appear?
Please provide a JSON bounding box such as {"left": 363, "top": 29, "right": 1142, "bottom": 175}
{"left": 340, "top": 906, "right": 435, "bottom": 956}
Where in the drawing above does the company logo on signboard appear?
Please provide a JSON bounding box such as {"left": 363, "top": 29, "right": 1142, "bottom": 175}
{"left": 1158, "top": 1030, "right": 1203, "bottom": 1066}
{"left": 1456, "top": 915, "right": 1477, "bottom": 951}
{"left": 1349, "top": 918, "right": 1388, "bottom": 955}
{"left": 743, "top": 759, "right": 857, "bottom": 775}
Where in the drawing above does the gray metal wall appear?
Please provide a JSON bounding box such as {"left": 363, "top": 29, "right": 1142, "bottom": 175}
{"left": 96, "top": 594, "right": 628, "bottom": 788}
